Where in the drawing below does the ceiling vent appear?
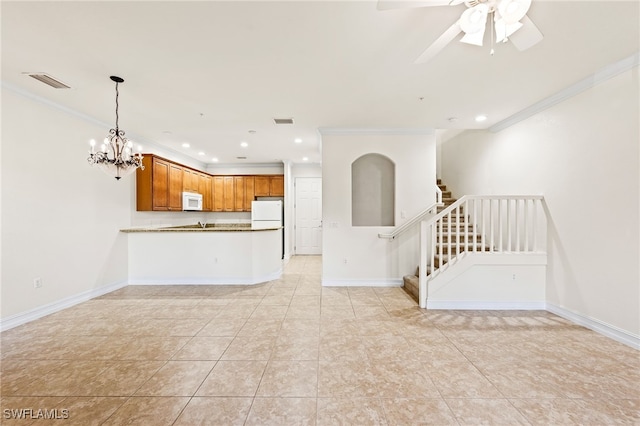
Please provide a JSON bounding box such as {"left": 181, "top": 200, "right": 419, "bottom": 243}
{"left": 236, "top": 156, "right": 247, "bottom": 160}
{"left": 273, "top": 118, "right": 294, "bottom": 125}
{"left": 25, "top": 73, "right": 70, "bottom": 89}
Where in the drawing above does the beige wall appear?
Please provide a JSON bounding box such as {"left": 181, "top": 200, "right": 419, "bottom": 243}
{"left": 440, "top": 69, "right": 640, "bottom": 336}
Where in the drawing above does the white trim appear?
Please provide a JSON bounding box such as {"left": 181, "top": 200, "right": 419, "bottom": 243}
{"left": 489, "top": 52, "right": 640, "bottom": 132}
{"left": 322, "top": 278, "right": 403, "bottom": 287}
{"left": 1, "top": 81, "right": 206, "bottom": 170}
{"left": 426, "top": 300, "right": 546, "bottom": 310}
{"left": 129, "top": 269, "right": 282, "bottom": 286}
{"left": 546, "top": 303, "right": 640, "bottom": 350}
{"left": 0, "top": 280, "right": 128, "bottom": 332}
{"left": 318, "top": 127, "right": 435, "bottom": 136}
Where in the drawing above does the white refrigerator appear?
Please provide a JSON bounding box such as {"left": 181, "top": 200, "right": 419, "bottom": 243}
{"left": 251, "top": 200, "right": 283, "bottom": 229}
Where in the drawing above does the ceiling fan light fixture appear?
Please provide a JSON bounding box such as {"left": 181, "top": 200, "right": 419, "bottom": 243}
{"left": 459, "top": 4, "right": 488, "bottom": 46}
{"left": 498, "top": 0, "right": 531, "bottom": 24}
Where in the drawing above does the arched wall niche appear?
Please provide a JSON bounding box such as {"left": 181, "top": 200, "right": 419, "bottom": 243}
{"left": 351, "top": 153, "right": 395, "bottom": 226}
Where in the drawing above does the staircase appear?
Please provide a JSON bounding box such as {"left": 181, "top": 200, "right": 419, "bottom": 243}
{"left": 403, "top": 180, "right": 545, "bottom": 306}
{"left": 403, "top": 179, "right": 487, "bottom": 301}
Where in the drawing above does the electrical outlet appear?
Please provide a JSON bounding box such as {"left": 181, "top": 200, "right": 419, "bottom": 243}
{"left": 343, "top": 258, "right": 348, "bottom": 264}
{"left": 512, "top": 274, "right": 516, "bottom": 280}
{"left": 34, "top": 277, "right": 42, "bottom": 288}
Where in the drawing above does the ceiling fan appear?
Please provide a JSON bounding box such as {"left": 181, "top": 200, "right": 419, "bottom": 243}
{"left": 378, "top": 0, "right": 543, "bottom": 63}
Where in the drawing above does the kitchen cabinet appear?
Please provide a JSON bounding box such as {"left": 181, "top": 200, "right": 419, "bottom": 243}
{"left": 200, "top": 174, "right": 213, "bottom": 211}
{"left": 213, "top": 176, "right": 224, "bottom": 212}
{"left": 244, "top": 176, "right": 255, "bottom": 211}
{"left": 223, "top": 176, "right": 235, "bottom": 211}
{"left": 136, "top": 155, "right": 183, "bottom": 211}
{"left": 270, "top": 175, "right": 284, "bottom": 196}
{"left": 136, "top": 154, "right": 283, "bottom": 212}
{"left": 254, "top": 175, "right": 284, "bottom": 197}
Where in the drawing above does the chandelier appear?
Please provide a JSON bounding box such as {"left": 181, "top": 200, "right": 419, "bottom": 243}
{"left": 87, "top": 76, "right": 144, "bottom": 180}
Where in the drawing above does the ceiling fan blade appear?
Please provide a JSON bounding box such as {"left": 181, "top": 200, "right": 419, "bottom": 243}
{"left": 414, "top": 21, "right": 462, "bottom": 63}
{"left": 377, "top": 0, "right": 461, "bottom": 11}
{"left": 508, "top": 15, "right": 543, "bottom": 51}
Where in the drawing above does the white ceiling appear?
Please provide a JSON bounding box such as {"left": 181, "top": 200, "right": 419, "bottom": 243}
{"left": 2, "top": 1, "right": 638, "bottom": 166}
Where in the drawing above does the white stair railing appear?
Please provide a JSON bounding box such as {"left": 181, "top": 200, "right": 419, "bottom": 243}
{"left": 418, "top": 195, "right": 546, "bottom": 308}
{"left": 378, "top": 184, "right": 444, "bottom": 240}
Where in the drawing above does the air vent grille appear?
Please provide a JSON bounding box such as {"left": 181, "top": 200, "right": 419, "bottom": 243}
{"left": 236, "top": 156, "right": 247, "bottom": 160}
{"left": 26, "top": 73, "right": 70, "bottom": 89}
{"left": 273, "top": 118, "right": 294, "bottom": 125}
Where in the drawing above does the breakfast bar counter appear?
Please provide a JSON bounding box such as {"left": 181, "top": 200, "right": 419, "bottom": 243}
{"left": 121, "top": 224, "right": 283, "bottom": 285}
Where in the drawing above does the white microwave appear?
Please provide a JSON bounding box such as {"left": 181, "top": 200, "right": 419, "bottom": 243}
{"left": 182, "top": 192, "right": 203, "bottom": 211}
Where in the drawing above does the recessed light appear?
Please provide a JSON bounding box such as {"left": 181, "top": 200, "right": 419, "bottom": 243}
{"left": 181, "top": 143, "right": 190, "bottom": 148}
{"left": 475, "top": 114, "right": 488, "bottom": 122}
{"left": 136, "top": 144, "right": 143, "bottom": 152}
{"left": 240, "top": 142, "right": 248, "bottom": 148}
{"left": 302, "top": 157, "right": 309, "bottom": 162}
{"left": 198, "top": 151, "right": 205, "bottom": 156}
{"left": 211, "top": 157, "right": 219, "bottom": 162}
{"left": 294, "top": 138, "right": 302, "bottom": 144}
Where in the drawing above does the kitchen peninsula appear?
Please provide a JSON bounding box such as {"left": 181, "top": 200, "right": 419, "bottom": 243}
{"left": 121, "top": 224, "right": 283, "bottom": 285}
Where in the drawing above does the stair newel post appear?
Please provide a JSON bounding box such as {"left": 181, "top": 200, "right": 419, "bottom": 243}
{"left": 419, "top": 220, "right": 428, "bottom": 309}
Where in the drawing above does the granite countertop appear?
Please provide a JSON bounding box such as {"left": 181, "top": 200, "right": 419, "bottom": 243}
{"left": 120, "top": 223, "right": 282, "bottom": 233}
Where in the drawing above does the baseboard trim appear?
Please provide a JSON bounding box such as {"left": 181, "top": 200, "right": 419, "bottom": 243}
{"left": 128, "top": 269, "right": 282, "bottom": 286}
{"left": 0, "top": 280, "right": 128, "bottom": 332}
{"left": 546, "top": 303, "right": 639, "bottom": 350}
{"left": 426, "top": 300, "right": 546, "bottom": 310}
{"left": 322, "top": 279, "right": 403, "bottom": 287}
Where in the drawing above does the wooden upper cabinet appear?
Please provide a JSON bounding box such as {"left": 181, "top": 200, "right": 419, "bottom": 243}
{"left": 234, "top": 177, "right": 245, "bottom": 211}
{"left": 270, "top": 175, "right": 284, "bottom": 196}
{"left": 168, "top": 163, "right": 184, "bottom": 211}
{"left": 223, "top": 176, "right": 235, "bottom": 211}
{"left": 254, "top": 175, "right": 284, "bottom": 197}
{"left": 200, "top": 174, "right": 213, "bottom": 211}
{"left": 136, "top": 155, "right": 183, "bottom": 211}
{"left": 136, "top": 155, "right": 283, "bottom": 212}
{"left": 244, "top": 176, "right": 255, "bottom": 211}
{"left": 213, "top": 176, "right": 224, "bottom": 212}
{"left": 254, "top": 176, "right": 270, "bottom": 197}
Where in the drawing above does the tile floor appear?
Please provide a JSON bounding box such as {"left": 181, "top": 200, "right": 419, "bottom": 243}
{"left": 1, "top": 255, "right": 638, "bottom": 425}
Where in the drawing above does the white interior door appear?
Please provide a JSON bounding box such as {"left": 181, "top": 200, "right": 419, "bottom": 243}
{"left": 295, "top": 177, "right": 322, "bottom": 255}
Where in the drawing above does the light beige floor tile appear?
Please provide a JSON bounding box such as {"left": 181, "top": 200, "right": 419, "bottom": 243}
{"left": 428, "top": 362, "right": 503, "bottom": 398}
{"left": 173, "top": 397, "right": 252, "bottom": 425}
{"left": 12, "top": 360, "right": 110, "bottom": 396}
{"left": 249, "top": 304, "right": 288, "bottom": 320}
{"left": 445, "top": 398, "right": 531, "bottom": 425}
{"left": 245, "top": 397, "right": 317, "bottom": 426}
{"left": 57, "top": 396, "right": 128, "bottom": 426}
{"left": 286, "top": 305, "right": 322, "bottom": 319}
{"left": 321, "top": 306, "right": 355, "bottom": 320}
{"left": 279, "top": 318, "right": 321, "bottom": 336}
{"left": 318, "top": 359, "right": 378, "bottom": 398}
{"left": 510, "top": 397, "right": 640, "bottom": 425}
{"left": 272, "top": 334, "right": 320, "bottom": 360}
{"left": 135, "top": 361, "right": 215, "bottom": 396}
{"left": 76, "top": 361, "right": 165, "bottom": 396}
{"left": 257, "top": 360, "right": 318, "bottom": 397}
{"left": 220, "top": 335, "right": 276, "bottom": 360}
{"left": 319, "top": 334, "right": 369, "bottom": 361}
{"left": 196, "top": 360, "right": 267, "bottom": 396}
{"left": 382, "top": 398, "right": 458, "bottom": 426}
{"left": 171, "top": 336, "right": 233, "bottom": 360}
{"left": 373, "top": 361, "right": 441, "bottom": 398}
{"left": 101, "top": 396, "right": 189, "bottom": 426}
{"left": 237, "top": 319, "right": 283, "bottom": 336}
{"left": 316, "top": 397, "right": 387, "bottom": 425}
{"left": 196, "top": 318, "right": 247, "bottom": 337}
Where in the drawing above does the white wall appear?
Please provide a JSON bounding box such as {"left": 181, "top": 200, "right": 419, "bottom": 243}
{"left": 440, "top": 69, "right": 639, "bottom": 336}
{"left": 321, "top": 131, "right": 436, "bottom": 285}
{"left": 1, "top": 88, "right": 132, "bottom": 323}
